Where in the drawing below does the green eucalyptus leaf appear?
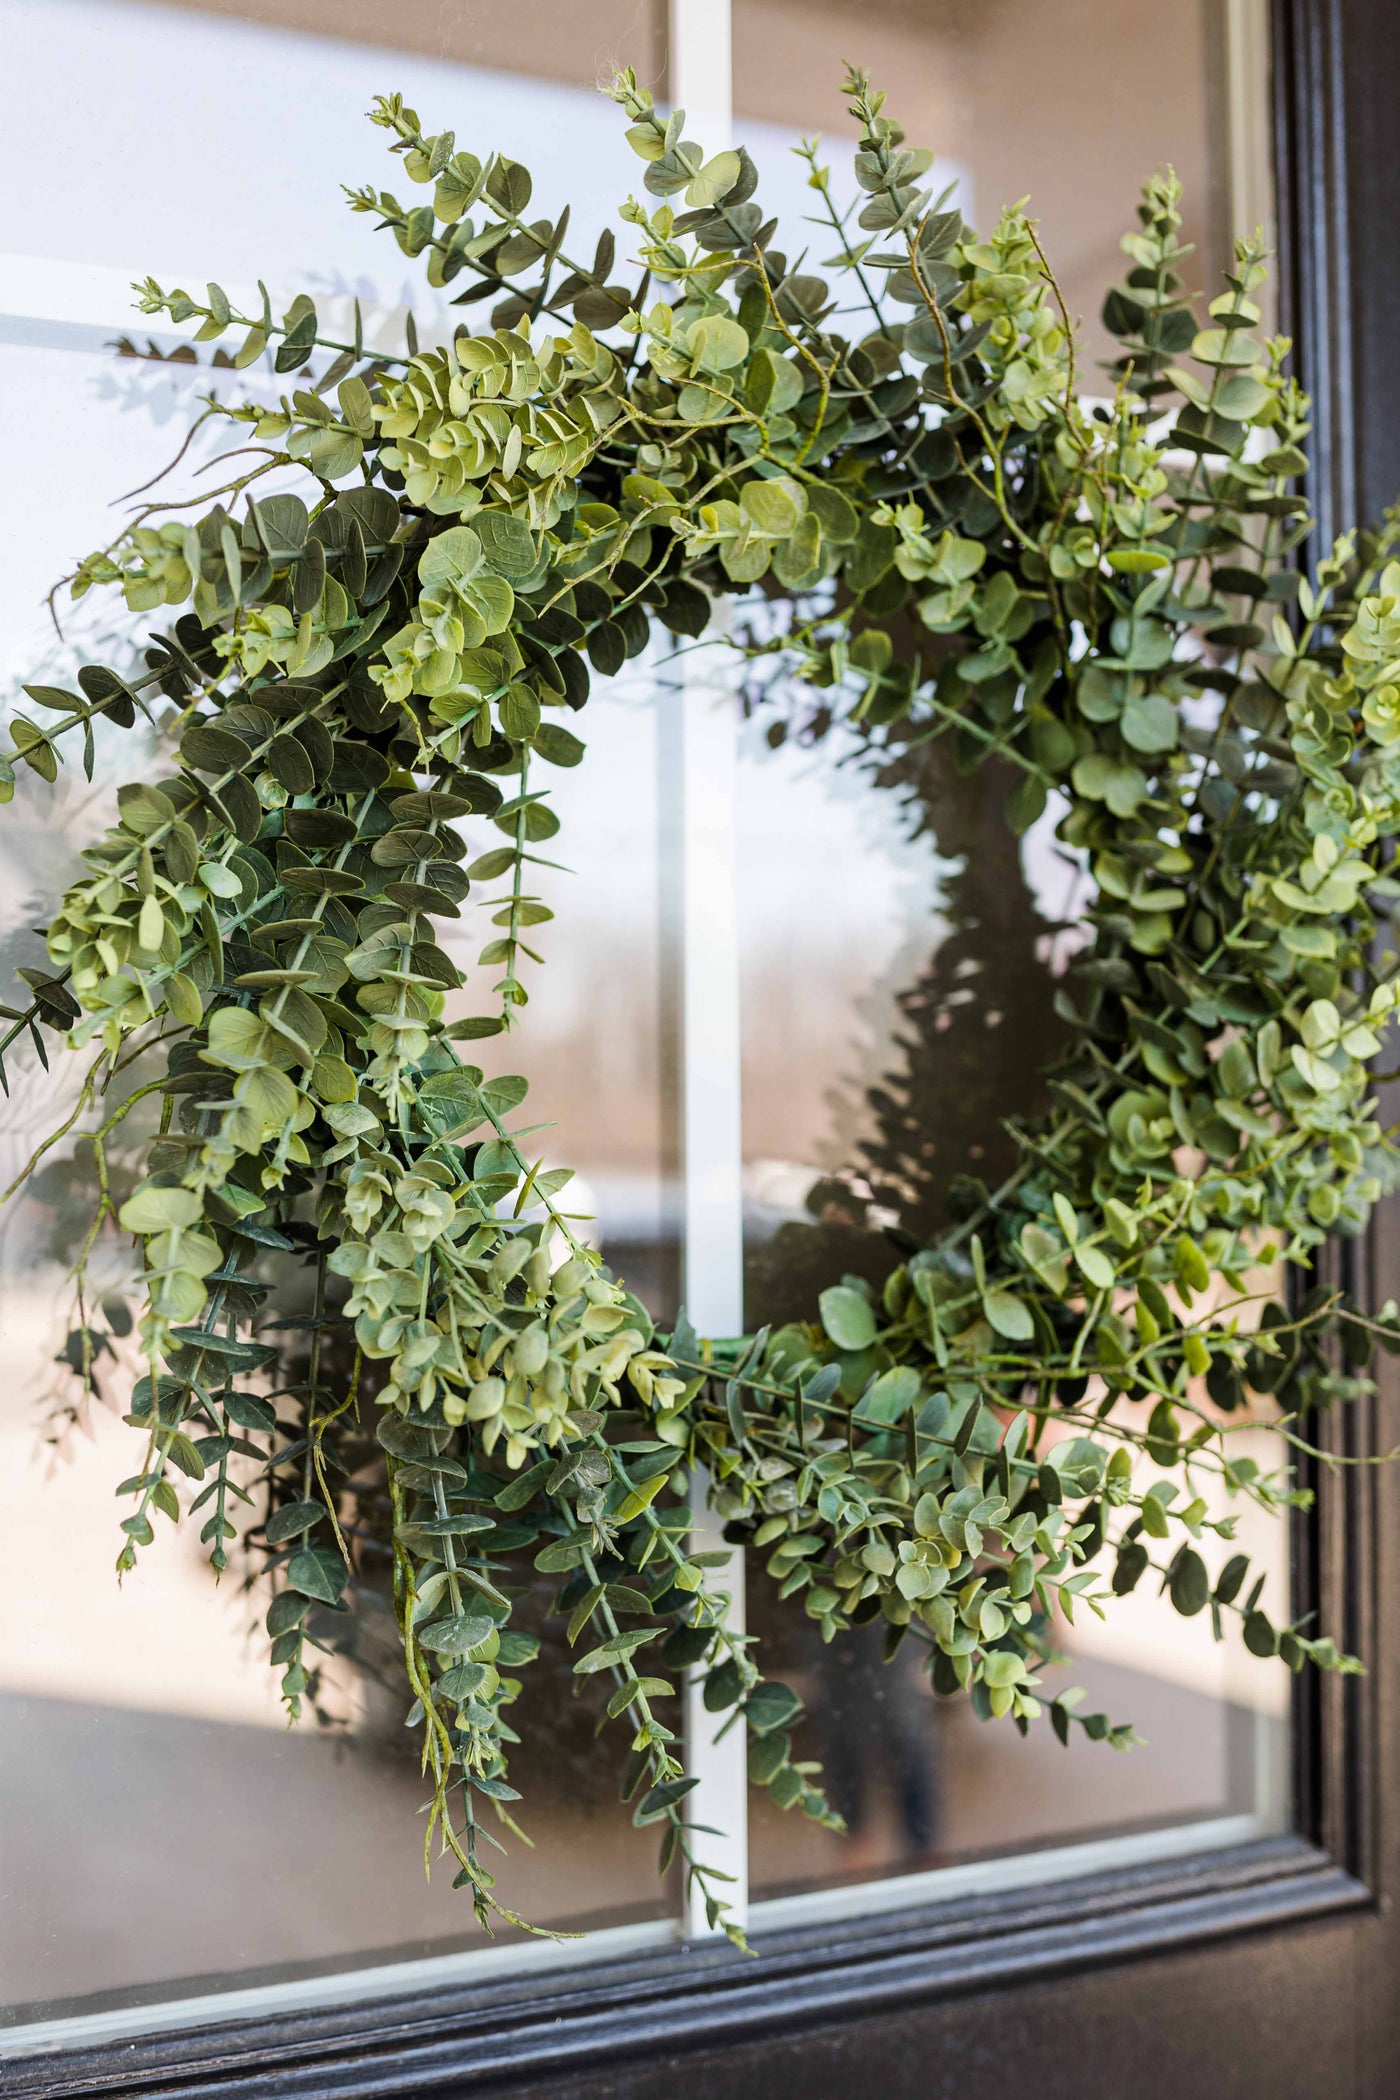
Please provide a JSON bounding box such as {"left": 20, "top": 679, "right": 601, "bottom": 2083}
{"left": 818, "top": 1285, "right": 876, "bottom": 1352}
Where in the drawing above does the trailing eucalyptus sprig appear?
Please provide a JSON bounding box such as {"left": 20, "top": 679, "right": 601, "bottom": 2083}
{"left": 6, "top": 63, "right": 1399, "bottom": 1942}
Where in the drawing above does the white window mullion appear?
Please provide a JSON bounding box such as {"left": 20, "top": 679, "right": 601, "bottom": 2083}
{"left": 668, "top": 0, "right": 733, "bottom": 150}
{"left": 667, "top": 4, "right": 743, "bottom": 1931}
{"left": 676, "top": 612, "right": 748, "bottom": 1938}
{"left": 670, "top": 0, "right": 745, "bottom": 1946}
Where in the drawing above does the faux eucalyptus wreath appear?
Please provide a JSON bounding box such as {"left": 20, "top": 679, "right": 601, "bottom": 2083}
{"left": 6, "top": 66, "right": 1400, "bottom": 1947}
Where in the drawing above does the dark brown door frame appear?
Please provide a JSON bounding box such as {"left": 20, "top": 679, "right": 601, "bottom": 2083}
{"left": 6, "top": 5, "right": 1399, "bottom": 2093}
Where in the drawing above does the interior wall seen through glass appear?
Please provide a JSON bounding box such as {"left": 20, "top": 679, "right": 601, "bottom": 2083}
{"left": 732, "top": 0, "right": 1255, "bottom": 372}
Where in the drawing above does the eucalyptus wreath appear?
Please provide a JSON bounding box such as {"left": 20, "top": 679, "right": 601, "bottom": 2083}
{"left": 6, "top": 66, "right": 1400, "bottom": 1948}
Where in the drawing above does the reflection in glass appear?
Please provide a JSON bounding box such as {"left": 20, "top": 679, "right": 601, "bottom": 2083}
{"left": 736, "top": 700, "right": 1288, "bottom": 1905}
{"left": 0, "top": 2, "right": 683, "bottom": 2020}
{"left": 0, "top": 684, "right": 678, "bottom": 2025}
{"left": 724, "top": 0, "right": 1285, "bottom": 1915}
{"left": 0, "top": 0, "right": 664, "bottom": 293}
{"left": 440, "top": 670, "right": 681, "bottom": 1325}
{"left": 0, "top": 743, "right": 677, "bottom": 2022}
{"left": 739, "top": 714, "right": 1075, "bottom": 1325}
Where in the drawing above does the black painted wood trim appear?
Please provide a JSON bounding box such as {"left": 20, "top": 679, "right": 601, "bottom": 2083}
{"left": 0, "top": 1838, "right": 1366, "bottom": 2099}
{"left": 1273, "top": 0, "right": 1355, "bottom": 547}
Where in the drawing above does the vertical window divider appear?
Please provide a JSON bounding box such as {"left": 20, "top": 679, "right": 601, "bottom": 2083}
{"left": 673, "top": 607, "right": 749, "bottom": 1935}
{"left": 667, "top": 0, "right": 748, "bottom": 1942}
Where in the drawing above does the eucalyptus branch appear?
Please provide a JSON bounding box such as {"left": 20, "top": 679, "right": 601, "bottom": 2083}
{"left": 6, "top": 57, "right": 1393, "bottom": 1947}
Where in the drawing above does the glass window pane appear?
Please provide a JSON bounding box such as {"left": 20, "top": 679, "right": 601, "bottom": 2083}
{"left": 1, "top": 0, "right": 1302, "bottom": 2027}
{"left": 441, "top": 669, "right": 681, "bottom": 1325}
{"left": 731, "top": 0, "right": 1287, "bottom": 1909}
{"left": 737, "top": 705, "right": 1289, "bottom": 1908}
{"left": 732, "top": 0, "right": 1264, "bottom": 369}
{"left": 0, "top": 0, "right": 682, "bottom": 2029}
{"left": 2, "top": 0, "right": 663, "bottom": 289}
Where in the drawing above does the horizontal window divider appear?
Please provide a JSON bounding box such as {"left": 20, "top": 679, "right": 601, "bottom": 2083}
{"left": 0, "top": 1834, "right": 1366, "bottom": 2100}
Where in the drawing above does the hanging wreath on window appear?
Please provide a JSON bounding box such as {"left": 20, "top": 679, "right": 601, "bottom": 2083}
{"left": 5, "top": 68, "right": 1399, "bottom": 1948}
